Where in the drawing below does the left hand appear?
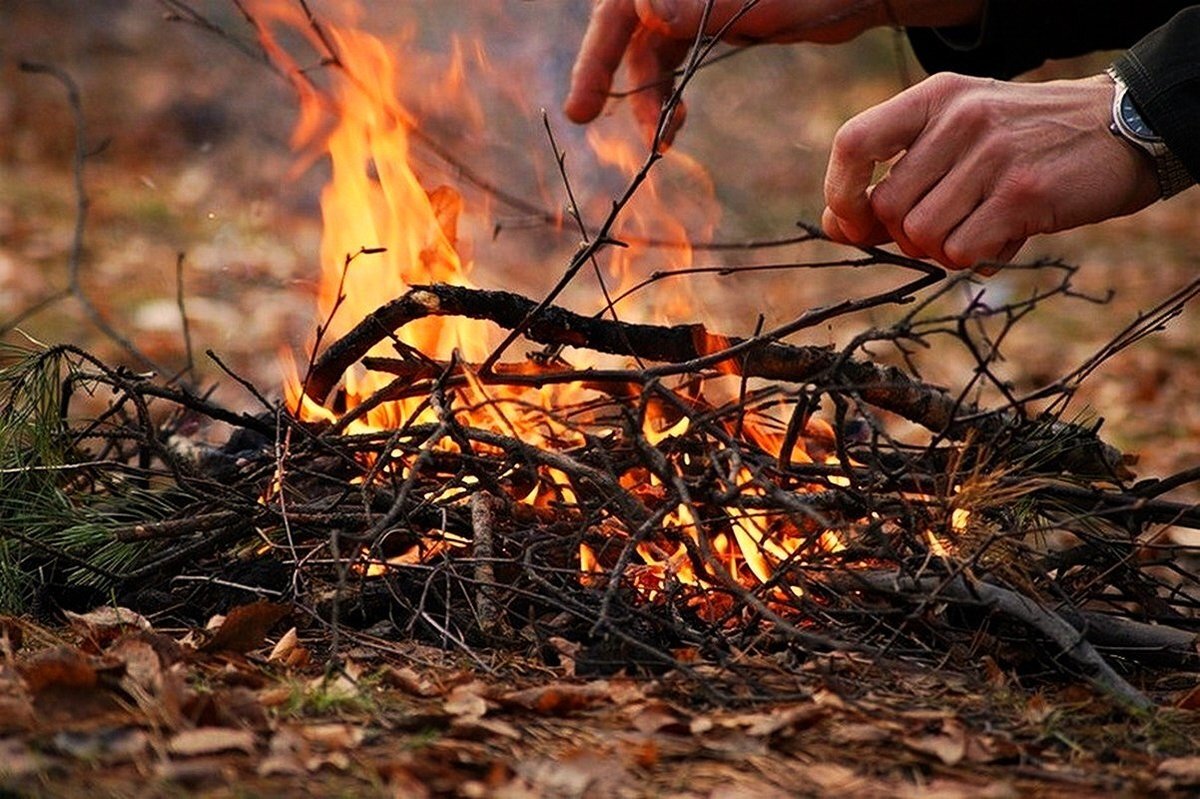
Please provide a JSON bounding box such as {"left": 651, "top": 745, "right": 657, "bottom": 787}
{"left": 821, "top": 72, "right": 1161, "bottom": 270}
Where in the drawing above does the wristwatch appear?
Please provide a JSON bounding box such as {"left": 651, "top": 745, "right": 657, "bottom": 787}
{"left": 1106, "top": 68, "right": 1193, "bottom": 199}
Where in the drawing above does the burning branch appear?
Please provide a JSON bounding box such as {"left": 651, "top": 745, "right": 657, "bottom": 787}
{"left": 304, "top": 282, "right": 1126, "bottom": 479}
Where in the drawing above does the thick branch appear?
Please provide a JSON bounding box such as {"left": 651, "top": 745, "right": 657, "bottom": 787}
{"left": 306, "top": 284, "right": 1123, "bottom": 477}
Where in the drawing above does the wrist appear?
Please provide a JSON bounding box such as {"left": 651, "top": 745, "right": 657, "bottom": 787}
{"left": 1105, "top": 69, "right": 1193, "bottom": 199}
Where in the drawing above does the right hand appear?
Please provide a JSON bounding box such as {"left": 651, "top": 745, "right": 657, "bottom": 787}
{"left": 564, "top": 0, "right": 984, "bottom": 144}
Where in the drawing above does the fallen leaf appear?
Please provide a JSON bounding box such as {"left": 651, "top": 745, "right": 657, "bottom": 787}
{"left": 742, "top": 704, "right": 826, "bottom": 738}
{"left": 64, "top": 606, "right": 151, "bottom": 641}
{"left": 52, "top": 727, "right": 149, "bottom": 763}
{"left": 299, "top": 723, "right": 365, "bottom": 750}
{"left": 168, "top": 727, "right": 258, "bottom": 757}
{"left": 381, "top": 665, "right": 442, "bottom": 697}
{"left": 1176, "top": 683, "right": 1200, "bottom": 710}
{"left": 258, "top": 727, "right": 306, "bottom": 777}
{"left": 903, "top": 719, "right": 968, "bottom": 766}
{"left": 0, "top": 738, "right": 43, "bottom": 778}
{"left": 499, "top": 682, "right": 610, "bottom": 715}
{"left": 267, "top": 626, "right": 300, "bottom": 663}
{"left": 201, "top": 601, "right": 291, "bottom": 654}
{"left": 450, "top": 717, "right": 524, "bottom": 741}
{"left": 630, "top": 701, "right": 689, "bottom": 735}
{"left": 0, "top": 616, "right": 25, "bottom": 651}
{"left": 515, "top": 748, "right": 630, "bottom": 797}
{"left": 18, "top": 646, "right": 100, "bottom": 693}
{"left": 1159, "top": 756, "right": 1200, "bottom": 786}
{"left": 444, "top": 683, "right": 489, "bottom": 721}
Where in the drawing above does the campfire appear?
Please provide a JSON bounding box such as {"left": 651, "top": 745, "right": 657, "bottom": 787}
{"left": 7, "top": 0, "right": 1200, "bottom": 720}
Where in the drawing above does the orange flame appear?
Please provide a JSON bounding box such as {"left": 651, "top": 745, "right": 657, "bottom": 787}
{"left": 250, "top": 3, "right": 963, "bottom": 606}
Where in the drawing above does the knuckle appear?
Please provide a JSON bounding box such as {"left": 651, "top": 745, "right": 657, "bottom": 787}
{"left": 997, "top": 166, "right": 1046, "bottom": 207}
{"left": 901, "top": 211, "right": 941, "bottom": 255}
{"left": 832, "top": 117, "right": 871, "bottom": 160}
{"left": 942, "top": 240, "right": 978, "bottom": 269}
{"left": 868, "top": 183, "right": 903, "bottom": 225}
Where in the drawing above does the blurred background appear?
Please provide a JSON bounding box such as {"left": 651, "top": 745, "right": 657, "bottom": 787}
{"left": 3, "top": 0, "right": 1200, "bottom": 482}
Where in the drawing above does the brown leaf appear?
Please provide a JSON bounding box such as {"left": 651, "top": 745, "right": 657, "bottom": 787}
{"left": 499, "top": 681, "right": 610, "bottom": 715}
{"left": 299, "top": 723, "right": 365, "bottom": 750}
{"left": 380, "top": 664, "right": 443, "bottom": 697}
{"left": 0, "top": 616, "right": 25, "bottom": 651}
{"left": 18, "top": 646, "right": 100, "bottom": 693}
{"left": 1176, "top": 683, "right": 1200, "bottom": 710}
{"left": 903, "top": 719, "right": 968, "bottom": 766}
{"left": 630, "top": 701, "right": 689, "bottom": 735}
{"left": 168, "top": 727, "right": 258, "bottom": 757}
{"left": 52, "top": 727, "right": 149, "bottom": 763}
{"left": 444, "top": 682, "right": 489, "bottom": 720}
{"left": 201, "top": 601, "right": 291, "bottom": 654}
{"left": 267, "top": 626, "right": 300, "bottom": 663}
{"left": 742, "top": 704, "right": 826, "bottom": 738}
{"left": 64, "top": 606, "right": 151, "bottom": 640}
{"left": 515, "top": 748, "right": 631, "bottom": 797}
{"left": 1159, "top": 756, "right": 1200, "bottom": 786}
{"left": 0, "top": 738, "right": 44, "bottom": 778}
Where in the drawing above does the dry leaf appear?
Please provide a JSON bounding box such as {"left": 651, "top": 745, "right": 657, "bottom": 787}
{"left": 1175, "top": 683, "right": 1200, "bottom": 710}
{"left": 258, "top": 727, "right": 306, "bottom": 777}
{"left": 64, "top": 606, "right": 151, "bottom": 638}
{"left": 381, "top": 665, "right": 442, "bottom": 697}
{"left": 630, "top": 702, "right": 687, "bottom": 735}
{"left": 903, "top": 719, "right": 968, "bottom": 767}
{"left": 444, "top": 683, "right": 489, "bottom": 720}
{"left": 1159, "top": 756, "right": 1200, "bottom": 786}
{"left": 515, "top": 749, "right": 630, "bottom": 797}
{"left": 742, "top": 705, "right": 826, "bottom": 738}
{"left": 0, "top": 737, "right": 42, "bottom": 778}
{"left": 0, "top": 616, "right": 25, "bottom": 651}
{"left": 267, "top": 627, "right": 300, "bottom": 663}
{"left": 168, "top": 727, "right": 257, "bottom": 757}
{"left": 450, "top": 717, "right": 524, "bottom": 741}
{"left": 201, "top": 601, "right": 290, "bottom": 654}
{"left": 306, "top": 672, "right": 361, "bottom": 704}
{"left": 300, "top": 723, "right": 365, "bottom": 750}
{"left": 52, "top": 727, "right": 149, "bottom": 763}
{"left": 18, "top": 646, "right": 100, "bottom": 693}
{"left": 500, "top": 682, "right": 610, "bottom": 715}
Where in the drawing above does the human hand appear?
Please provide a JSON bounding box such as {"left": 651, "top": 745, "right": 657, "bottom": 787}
{"left": 564, "top": 0, "right": 950, "bottom": 144}
{"left": 822, "top": 73, "right": 1161, "bottom": 270}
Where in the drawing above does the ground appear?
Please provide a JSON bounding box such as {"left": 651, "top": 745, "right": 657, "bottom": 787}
{"left": 4, "top": 2, "right": 1200, "bottom": 796}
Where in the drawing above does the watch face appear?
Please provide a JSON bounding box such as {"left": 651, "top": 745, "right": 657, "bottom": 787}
{"left": 1120, "top": 92, "right": 1160, "bottom": 141}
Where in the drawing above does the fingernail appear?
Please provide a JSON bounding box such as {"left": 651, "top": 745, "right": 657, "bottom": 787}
{"left": 646, "top": 0, "right": 679, "bottom": 26}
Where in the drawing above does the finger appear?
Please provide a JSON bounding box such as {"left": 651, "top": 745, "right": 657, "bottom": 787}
{"left": 821, "top": 205, "right": 892, "bottom": 248}
{"left": 626, "top": 27, "right": 691, "bottom": 145}
{"left": 824, "top": 87, "right": 934, "bottom": 243}
{"left": 972, "top": 239, "right": 1024, "bottom": 276}
{"left": 566, "top": 0, "right": 641, "bottom": 123}
{"left": 868, "top": 133, "right": 965, "bottom": 257}
{"left": 888, "top": 164, "right": 988, "bottom": 266}
{"left": 942, "top": 197, "right": 1031, "bottom": 269}
{"left": 637, "top": 0, "right": 870, "bottom": 43}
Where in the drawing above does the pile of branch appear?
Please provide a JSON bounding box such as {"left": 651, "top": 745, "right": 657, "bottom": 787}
{"left": 5, "top": 265, "right": 1200, "bottom": 713}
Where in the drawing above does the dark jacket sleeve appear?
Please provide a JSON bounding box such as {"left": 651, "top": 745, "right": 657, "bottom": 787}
{"left": 906, "top": 2, "right": 1192, "bottom": 79}
{"left": 1111, "top": 9, "right": 1200, "bottom": 182}
{"left": 907, "top": 3, "right": 1200, "bottom": 184}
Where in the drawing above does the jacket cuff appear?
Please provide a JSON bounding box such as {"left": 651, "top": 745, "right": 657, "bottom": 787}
{"left": 906, "top": 2, "right": 1178, "bottom": 80}
{"left": 1111, "top": 8, "right": 1200, "bottom": 188}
